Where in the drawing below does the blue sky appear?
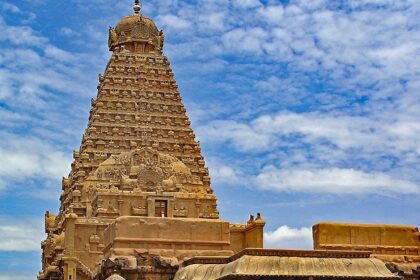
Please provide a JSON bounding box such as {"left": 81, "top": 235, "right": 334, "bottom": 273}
{"left": 1, "top": 0, "right": 420, "bottom": 279}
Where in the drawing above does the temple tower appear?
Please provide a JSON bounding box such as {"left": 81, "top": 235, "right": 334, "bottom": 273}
{"left": 39, "top": 2, "right": 264, "bottom": 280}
{"left": 61, "top": 1, "right": 215, "bottom": 224}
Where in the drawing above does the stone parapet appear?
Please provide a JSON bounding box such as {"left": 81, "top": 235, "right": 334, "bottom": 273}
{"left": 313, "top": 222, "right": 420, "bottom": 279}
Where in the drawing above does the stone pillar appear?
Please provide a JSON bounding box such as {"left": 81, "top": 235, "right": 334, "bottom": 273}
{"left": 167, "top": 197, "right": 174, "bottom": 218}
{"left": 64, "top": 259, "right": 78, "bottom": 280}
{"left": 147, "top": 198, "right": 154, "bottom": 217}
{"left": 195, "top": 200, "right": 201, "bottom": 218}
{"left": 63, "top": 213, "right": 78, "bottom": 280}
{"left": 118, "top": 198, "right": 124, "bottom": 215}
{"left": 64, "top": 213, "right": 78, "bottom": 256}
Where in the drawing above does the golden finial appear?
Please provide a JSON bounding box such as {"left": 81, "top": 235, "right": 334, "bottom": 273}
{"left": 133, "top": 0, "right": 141, "bottom": 15}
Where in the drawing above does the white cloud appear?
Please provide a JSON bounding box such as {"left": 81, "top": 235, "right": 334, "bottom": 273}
{"left": 0, "top": 16, "right": 94, "bottom": 195}
{"left": 197, "top": 119, "right": 271, "bottom": 152}
{"left": 44, "top": 45, "right": 77, "bottom": 62}
{"left": 0, "top": 276, "right": 33, "bottom": 280}
{"left": 60, "top": 27, "right": 80, "bottom": 37}
{"left": 258, "top": 5, "right": 285, "bottom": 24}
{"left": 157, "top": 14, "right": 191, "bottom": 30}
{"left": 198, "top": 110, "right": 420, "bottom": 153}
{"left": 207, "top": 158, "right": 243, "bottom": 185}
{"left": 199, "top": 109, "right": 420, "bottom": 195}
{"left": 264, "top": 225, "right": 312, "bottom": 249}
{"left": 232, "top": 0, "right": 262, "bottom": 9}
{"left": 1, "top": 2, "right": 20, "bottom": 13}
{"left": 0, "top": 217, "right": 44, "bottom": 252}
{"left": 0, "top": 133, "right": 71, "bottom": 191}
{"left": 0, "top": 17, "right": 46, "bottom": 46}
{"left": 222, "top": 28, "right": 269, "bottom": 54}
{"left": 257, "top": 167, "right": 420, "bottom": 194}
{"left": 254, "top": 113, "right": 377, "bottom": 149}
{"left": 203, "top": 109, "right": 420, "bottom": 157}
{"left": 198, "top": 12, "right": 226, "bottom": 31}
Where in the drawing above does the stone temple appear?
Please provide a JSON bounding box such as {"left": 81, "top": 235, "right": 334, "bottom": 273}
{"left": 38, "top": 2, "right": 420, "bottom": 280}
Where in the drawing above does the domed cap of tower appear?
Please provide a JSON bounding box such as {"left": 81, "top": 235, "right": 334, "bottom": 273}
{"left": 108, "top": 1, "right": 164, "bottom": 53}
{"left": 106, "top": 274, "right": 125, "bottom": 280}
{"left": 115, "top": 15, "right": 158, "bottom": 34}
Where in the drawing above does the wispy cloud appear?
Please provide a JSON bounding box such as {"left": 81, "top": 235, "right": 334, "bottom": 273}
{"left": 0, "top": 15, "right": 90, "bottom": 195}
{"left": 157, "top": 14, "right": 191, "bottom": 31}
{"left": 1, "top": 2, "right": 20, "bottom": 13}
{"left": 0, "top": 217, "right": 44, "bottom": 252}
{"left": 198, "top": 110, "right": 420, "bottom": 155}
{"left": 198, "top": 110, "right": 420, "bottom": 195}
{"left": 0, "top": 133, "right": 71, "bottom": 191}
{"left": 257, "top": 167, "right": 419, "bottom": 195}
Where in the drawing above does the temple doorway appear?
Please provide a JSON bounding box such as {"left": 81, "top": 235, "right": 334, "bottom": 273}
{"left": 155, "top": 200, "right": 168, "bottom": 217}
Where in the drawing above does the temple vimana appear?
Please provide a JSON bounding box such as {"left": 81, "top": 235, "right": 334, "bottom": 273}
{"left": 38, "top": 2, "right": 420, "bottom": 280}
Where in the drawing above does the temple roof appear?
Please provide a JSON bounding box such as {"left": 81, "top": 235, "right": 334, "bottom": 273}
{"left": 174, "top": 249, "right": 399, "bottom": 280}
{"left": 175, "top": 256, "right": 398, "bottom": 280}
